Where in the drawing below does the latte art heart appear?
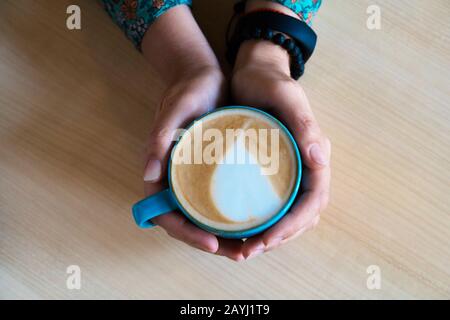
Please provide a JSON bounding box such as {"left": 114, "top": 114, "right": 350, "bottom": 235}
{"left": 170, "top": 108, "right": 297, "bottom": 232}
{"left": 211, "top": 135, "right": 283, "bottom": 223}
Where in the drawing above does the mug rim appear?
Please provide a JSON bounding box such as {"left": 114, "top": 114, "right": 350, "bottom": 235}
{"left": 167, "top": 106, "right": 302, "bottom": 239}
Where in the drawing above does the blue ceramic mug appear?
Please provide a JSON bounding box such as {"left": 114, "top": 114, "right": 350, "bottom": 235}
{"left": 132, "top": 106, "right": 302, "bottom": 239}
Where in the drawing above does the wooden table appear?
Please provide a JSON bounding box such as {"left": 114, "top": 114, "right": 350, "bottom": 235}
{"left": 1, "top": 0, "right": 449, "bottom": 299}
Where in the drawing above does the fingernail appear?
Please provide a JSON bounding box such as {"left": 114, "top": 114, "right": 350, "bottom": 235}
{"left": 198, "top": 243, "right": 217, "bottom": 254}
{"left": 246, "top": 249, "right": 264, "bottom": 260}
{"left": 143, "top": 159, "right": 161, "bottom": 182}
{"left": 194, "top": 239, "right": 218, "bottom": 253}
{"left": 309, "top": 144, "right": 328, "bottom": 166}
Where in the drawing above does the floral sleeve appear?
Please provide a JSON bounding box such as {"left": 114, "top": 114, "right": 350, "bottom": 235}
{"left": 102, "top": 0, "right": 321, "bottom": 50}
{"left": 268, "top": 0, "right": 322, "bottom": 24}
{"left": 102, "top": 0, "right": 192, "bottom": 49}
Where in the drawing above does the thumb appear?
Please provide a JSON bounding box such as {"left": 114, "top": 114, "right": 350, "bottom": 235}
{"left": 143, "top": 96, "right": 202, "bottom": 183}
{"left": 299, "top": 126, "right": 330, "bottom": 170}
{"left": 281, "top": 98, "right": 329, "bottom": 170}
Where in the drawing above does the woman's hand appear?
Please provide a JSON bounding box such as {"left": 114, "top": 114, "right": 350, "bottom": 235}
{"left": 143, "top": 65, "right": 237, "bottom": 256}
{"left": 231, "top": 40, "right": 331, "bottom": 259}
{"left": 140, "top": 5, "right": 245, "bottom": 261}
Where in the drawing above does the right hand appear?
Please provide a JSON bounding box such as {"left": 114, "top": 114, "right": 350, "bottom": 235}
{"left": 230, "top": 40, "right": 331, "bottom": 259}
{"left": 142, "top": 66, "right": 245, "bottom": 261}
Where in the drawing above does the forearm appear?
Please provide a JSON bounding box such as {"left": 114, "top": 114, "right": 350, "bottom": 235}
{"left": 141, "top": 5, "right": 219, "bottom": 84}
{"left": 102, "top": 1, "right": 218, "bottom": 84}
{"left": 102, "top": 0, "right": 192, "bottom": 48}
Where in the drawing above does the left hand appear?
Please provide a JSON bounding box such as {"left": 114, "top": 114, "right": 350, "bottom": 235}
{"left": 231, "top": 40, "right": 331, "bottom": 259}
{"left": 140, "top": 6, "right": 246, "bottom": 261}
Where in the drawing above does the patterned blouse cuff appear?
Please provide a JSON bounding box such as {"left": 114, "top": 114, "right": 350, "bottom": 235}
{"left": 103, "top": 0, "right": 193, "bottom": 50}
{"left": 267, "top": 0, "right": 322, "bottom": 24}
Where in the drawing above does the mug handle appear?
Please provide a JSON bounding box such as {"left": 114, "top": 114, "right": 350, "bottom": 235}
{"left": 132, "top": 189, "right": 179, "bottom": 228}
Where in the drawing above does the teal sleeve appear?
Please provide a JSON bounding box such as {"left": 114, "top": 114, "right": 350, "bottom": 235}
{"left": 102, "top": 0, "right": 192, "bottom": 49}
{"left": 102, "top": 0, "right": 321, "bottom": 50}
{"left": 267, "top": 0, "right": 322, "bottom": 24}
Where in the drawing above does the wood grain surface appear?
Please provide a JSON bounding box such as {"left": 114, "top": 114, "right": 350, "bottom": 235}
{"left": 0, "top": 0, "right": 449, "bottom": 299}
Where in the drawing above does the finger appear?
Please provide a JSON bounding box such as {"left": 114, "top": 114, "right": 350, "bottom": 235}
{"left": 216, "top": 238, "right": 245, "bottom": 262}
{"left": 276, "top": 88, "right": 330, "bottom": 171}
{"left": 242, "top": 235, "right": 266, "bottom": 259}
{"left": 242, "top": 191, "right": 321, "bottom": 258}
{"left": 279, "top": 214, "right": 321, "bottom": 246}
{"left": 144, "top": 93, "right": 205, "bottom": 183}
{"left": 243, "top": 205, "right": 322, "bottom": 259}
{"left": 153, "top": 212, "right": 219, "bottom": 253}
{"left": 251, "top": 212, "right": 321, "bottom": 257}
{"left": 241, "top": 153, "right": 330, "bottom": 258}
{"left": 288, "top": 116, "right": 329, "bottom": 170}
{"left": 298, "top": 134, "right": 331, "bottom": 212}
{"left": 266, "top": 192, "right": 320, "bottom": 242}
{"left": 301, "top": 164, "right": 331, "bottom": 212}
{"left": 254, "top": 159, "right": 331, "bottom": 252}
{"left": 144, "top": 179, "right": 165, "bottom": 197}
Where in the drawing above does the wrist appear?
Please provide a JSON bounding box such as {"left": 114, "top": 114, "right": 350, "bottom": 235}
{"left": 141, "top": 5, "right": 219, "bottom": 84}
{"left": 234, "top": 39, "right": 291, "bottom": 76}
{"left": 232, "top": 1, "right": 301, "bottom": 77}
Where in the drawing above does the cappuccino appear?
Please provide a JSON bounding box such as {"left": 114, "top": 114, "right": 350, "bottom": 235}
{"left": 170, "top": 108, "right": 298, "bottom": 232}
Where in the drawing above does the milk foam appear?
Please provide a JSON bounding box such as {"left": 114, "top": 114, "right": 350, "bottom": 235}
{"left": 170, "top": 108, "right": 297, "bottom": 232}
{"left": 211, "top": 135, "right": 283, "bottom": 222}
